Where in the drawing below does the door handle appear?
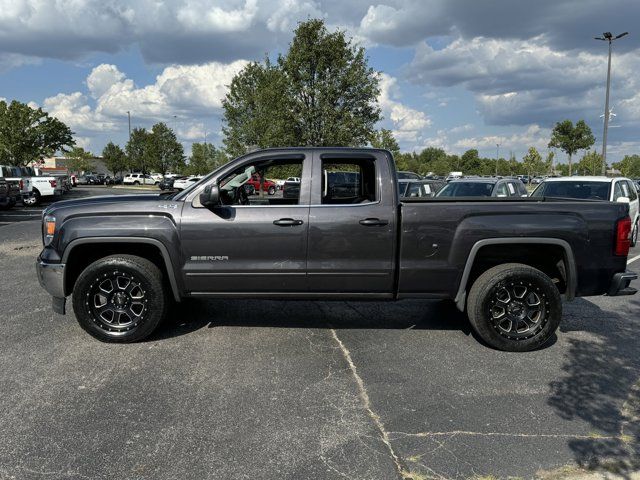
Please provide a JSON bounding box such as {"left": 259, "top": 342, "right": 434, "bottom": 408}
{"left": 273, "top": 218, "right": 304, "bottom": 226}
{"left": 359, "top": 218, "right": 389, "bottom": 226}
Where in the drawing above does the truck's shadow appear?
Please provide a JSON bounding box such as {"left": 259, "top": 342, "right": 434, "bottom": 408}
{"left": 548, "top": 296, "right": 640, "bottom": 475}
{"left": 158, "top": 297, "right": 472, "bottom": 336}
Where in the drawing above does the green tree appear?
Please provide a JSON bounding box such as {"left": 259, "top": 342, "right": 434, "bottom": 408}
{"left": 0, "top": 100, "right": 74, "bottom": 166}
{"left": 460, "top": 149, "right": 481, "bottom": 174}
{"left": 574, "top": 150, "right": 603, "bottom": 176}
{"left": 522, "top": 147, "right": 545, "bottom": 177}
{"left": 370, "top": 129, "right": 400, "bottom": 157}
{"left": 612, "top": 154, "right": 640, "bottom": 178}
{"left": 223, "top": 61, "right": 293, "bottom": 157}
{"left": 66, "top": 147, "right": 94, "bottom": 173}
{"left": 102, "top": 142, "right": 127, "bottom": 176}
{"left": 145, "top": 123, "right": 185, "bottom": 175}
{"left": 125, "top": 127, "right": 149, "bottom": 173}
{"left": 548, "top": 120, "right": 595, "bottom": 176}
{"left": 545, "top": 150, "right": 555, "bottom": 175}
{"left": 186, "top": 143, "right": 229, "bottom": 176}
{"left": 222, "top": 19, "right": 381, "bottom": 156}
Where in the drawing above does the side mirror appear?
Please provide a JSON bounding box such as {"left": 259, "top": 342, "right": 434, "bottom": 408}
{"left": 200, "top": 184, "right": 220, "bottom": 207}
{"left": 616, "top": 196, "right": 630, "bottom": 204}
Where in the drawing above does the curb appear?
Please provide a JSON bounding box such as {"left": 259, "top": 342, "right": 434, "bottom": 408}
{"left": 111, "top": 185, "right": 160, "bottom": 191}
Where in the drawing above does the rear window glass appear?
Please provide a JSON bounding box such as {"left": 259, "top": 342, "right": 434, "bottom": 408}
{"left": 437, "top": 182, "right": 495, "bottom": 197}
{"left": 532, "top": 181, "right": 610, "bottom": 200}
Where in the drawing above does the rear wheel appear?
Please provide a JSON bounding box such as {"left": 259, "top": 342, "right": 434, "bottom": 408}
{"left": 631, "top": 220, "right": 638, "bottom": 247}
{"left": 72, "top": 255, "right": 168, "bottom": 342}
{"left": 467, "top": 263, "right": 561, "bottom": 352}
{"left": 268, "top": 186, "right": 276, "bottom": 195}
{"left": 133, "top": 181, "right": 140, "bottom": 185}
{"left": 24, "top": 190, "right": 40, "bottom": 206}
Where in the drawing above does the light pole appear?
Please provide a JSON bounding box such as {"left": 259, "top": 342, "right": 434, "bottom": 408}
{"left": 495, "top": 144, "right": 500, "bottom": 176}
{"left": 595, "top": 31, "right": 628, "bottom": 175}
{"left": 126, "top": 111, "right": 131, "bottom": 142}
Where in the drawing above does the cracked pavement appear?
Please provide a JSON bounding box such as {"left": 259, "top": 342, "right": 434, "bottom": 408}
{"left": 0, "top": 214, "right": 639, "bottom": 479}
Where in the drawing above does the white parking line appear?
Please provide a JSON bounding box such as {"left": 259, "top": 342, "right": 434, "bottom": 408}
{"left": 628, "top": 254, "right": 640, "bottom": 265}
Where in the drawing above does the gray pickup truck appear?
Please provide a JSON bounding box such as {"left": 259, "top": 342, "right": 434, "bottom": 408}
{"left": 37, "top": 148, "right": 637, "bottom": 351}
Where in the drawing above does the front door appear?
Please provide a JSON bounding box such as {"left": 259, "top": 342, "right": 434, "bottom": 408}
{"left": 180, "top": 153, "right": 311, "bottom": 294}
{"left": 306, "top": 151, "right": 396, "bottom": 295}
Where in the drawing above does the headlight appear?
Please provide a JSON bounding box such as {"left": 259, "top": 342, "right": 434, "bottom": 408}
{"left": 43, "top": 214, "right": 56, "bottom": 245}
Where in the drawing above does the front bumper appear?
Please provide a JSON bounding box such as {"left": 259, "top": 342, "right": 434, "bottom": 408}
{"left": 608, "top": 270, "right": 638, "bottom": 296}
{"left": 36, "top": 258, "right": 66, "bottom": 314}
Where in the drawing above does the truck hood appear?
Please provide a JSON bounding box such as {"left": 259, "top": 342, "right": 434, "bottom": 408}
{"left": 43, "top": 193, "right": 178, "bottom": 216}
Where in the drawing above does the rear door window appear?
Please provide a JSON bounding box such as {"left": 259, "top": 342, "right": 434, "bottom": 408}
{"left": 321, "top": 159, "right": 377, "bottom": 204}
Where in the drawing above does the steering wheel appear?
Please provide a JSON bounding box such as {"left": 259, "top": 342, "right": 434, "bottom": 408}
{"left": 234, "top": 185, "right": 249, "bottom": 205}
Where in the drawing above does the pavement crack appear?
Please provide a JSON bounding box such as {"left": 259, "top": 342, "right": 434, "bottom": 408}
{"left": 389, "top": 430, "right": 621, "bottom": 440}
{"left": 329, "top": 328, "right": 409, "bottom": 480}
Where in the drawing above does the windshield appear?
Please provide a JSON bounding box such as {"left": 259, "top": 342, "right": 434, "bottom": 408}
{"left": 397, "top": 181, "right": 409, "bottom": 196}
{"left": 531, "top": 181, "right": 610, "bottom": 200}
{"left": 437, "top": 182, "right": 495, "bottom": 197}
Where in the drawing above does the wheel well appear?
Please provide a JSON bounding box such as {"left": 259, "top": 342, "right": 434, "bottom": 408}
{"left": 64, "top": 242, "right": 171, "bottom": 296}
{"left": 465, "top": 244, "right": 568, "bottom": 295}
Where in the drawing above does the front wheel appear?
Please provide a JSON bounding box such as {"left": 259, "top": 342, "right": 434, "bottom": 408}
{"left": 268, "top": 186, "right": 276, "bottom": 195}
{"left": 467, "top": 263, "right": 561, "bottom": 352}
{"left": 72, "top": 255, "right": 169, "bottom": 342}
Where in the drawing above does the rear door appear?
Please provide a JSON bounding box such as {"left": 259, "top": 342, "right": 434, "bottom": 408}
{"left": 307, "top": 151, "right": 396, "bottom": 295}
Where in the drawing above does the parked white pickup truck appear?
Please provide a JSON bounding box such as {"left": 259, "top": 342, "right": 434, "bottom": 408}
{"left": 0, "top": 165, "right": 63, "bottom": 206}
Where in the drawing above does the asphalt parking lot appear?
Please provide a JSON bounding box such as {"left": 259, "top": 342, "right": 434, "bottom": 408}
{"left": 0, "top": 187, "right": 639, "bottom": 479}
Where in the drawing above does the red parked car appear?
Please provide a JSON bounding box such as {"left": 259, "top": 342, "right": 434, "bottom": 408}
{"left": 246, "top": 174, "right": 277, "bottom": 195}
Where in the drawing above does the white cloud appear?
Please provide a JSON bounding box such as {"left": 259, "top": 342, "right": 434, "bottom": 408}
{"left": 378, "top": 73, "right": 431, "bottom": 143}
{"left": 266, "top": 0, "right": 323, "bottom": 32}
{"left": 86, "top": 64, "right": 126, "bottom": 99}
{"left": 453, "top": 125, "right": 550, "bottom": 152}
{"left": 44, "top": 92, "right": 117, "bottom": 132}
{"left": 42, "top": 60, "right": 248, "bottom": 137}
{"left": 176, "top": 0, "right": 259, "bottom": 32}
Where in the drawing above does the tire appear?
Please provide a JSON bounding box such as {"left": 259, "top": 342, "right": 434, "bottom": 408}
{"left": 467, "top": 263, "right": 561, "bottom": 352}
{"left": 72, "top": 255, "right": 169, "bottom": 343}
{"left": 23, "top": 196, "right": 37, "bottom": 206}
{"left": 268, "top": 186, "right": 276, "bottom": 195}
{"left": 631, "top": 220, "right": 638, "bottom": 248}
{"left": 133, "top": 181, "right": 140, "bottom": 186}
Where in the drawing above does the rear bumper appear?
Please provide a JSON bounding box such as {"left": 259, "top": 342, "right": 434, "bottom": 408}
{"left": 36, "top": 258, "right": 66, "bottom": 314}
{"left": 607, "top": 271, "right": 638, "bottom": 296}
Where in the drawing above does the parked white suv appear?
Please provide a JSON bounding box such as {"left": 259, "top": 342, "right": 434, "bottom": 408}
{"left": 123, "top": 173, "right": 159, "bottom": 186}
{"left": 531, "top": 176, "right": 640, "bottom": 246}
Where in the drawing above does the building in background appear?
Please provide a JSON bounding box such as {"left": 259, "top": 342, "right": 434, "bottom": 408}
{"left": 35, "top": 156, "right": 108, "bottom": 175}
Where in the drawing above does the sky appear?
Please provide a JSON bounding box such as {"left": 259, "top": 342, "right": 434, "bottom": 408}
{"left": 0, "top": 0, "right": 638, "bottom": 163}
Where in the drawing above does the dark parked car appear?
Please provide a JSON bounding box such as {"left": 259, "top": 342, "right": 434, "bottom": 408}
{"left": 398, "top": 179, "right": 445, "bottom": 198}
{"left": 159, "top": 177, "right": 176, "bottom": 191}
{"left": 78, "top": 174, "right": 102, "bottom": 185}
{"left": 0, "top": 177, "right": 17, "bottom": 209}
{"left": 37, "top": 148, "right": 636, "bottom": 352}
{"left": 437, "top": 178, "right": 528, "bottom": 198}
{"left": 397, "top": 171, "right": 422, "bottom": 180}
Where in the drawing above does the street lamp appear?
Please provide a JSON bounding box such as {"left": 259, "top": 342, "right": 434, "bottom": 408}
{"left": 594, "top": 31, "right": 628, "bottom": 175}
{"left": 495, "top": 143, "right": 500, "bottom": 176}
